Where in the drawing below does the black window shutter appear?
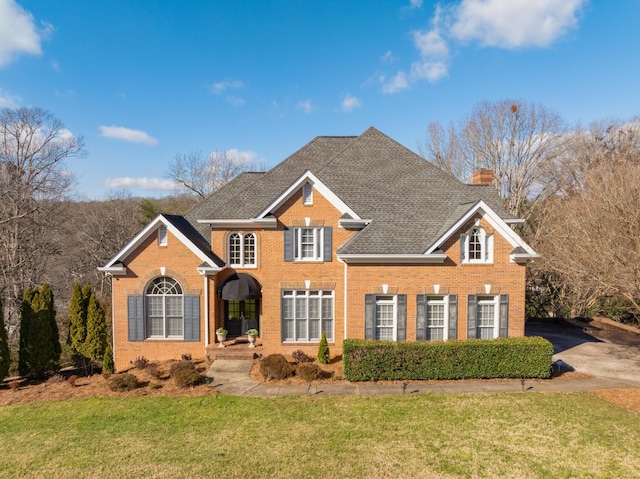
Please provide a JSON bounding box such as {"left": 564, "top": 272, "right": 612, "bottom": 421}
{"left": 467, "top": 295, "right": 477, "bottom": 339}
{"left": 284, "top": 227, "right": 293, "bottom": 262}
{"left": 416, "top": 295, "right": 426, "bottom": 341}
{"left": 183, "top": 295, "right": 200, "bottom": 342}
{"left": 499, "top": 294, "right": 509, "bottom": 338}
{"left": 128, "top": 295, "right": 144, "bottom": 341}
{"left": 323, "top": 226, "right": 332, "bottom": 261}
{"left": 397, "top": 294, "right": 406, "bottom": 341}
{"left": 364, "top": 294, "right": 375, "bottom": 339}
{"left": 448, "top": 294, "right": 458, "bottom": 340}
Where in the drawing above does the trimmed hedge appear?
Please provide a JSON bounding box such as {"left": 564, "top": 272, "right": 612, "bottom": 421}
{"left": 343, "top": 336, "right": 553, "bottom": 381}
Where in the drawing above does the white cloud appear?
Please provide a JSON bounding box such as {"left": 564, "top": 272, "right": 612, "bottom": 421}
{"left": 409, "top": 0, "right": 423, "bottom": 9}
{"left": 450, "top": 0, "right": 586, "bottom": 49}
{"left": 342, "top": 95, "right": 361, "bottom": 112}
{"left": 382, "top": 0, "right": 585, "bottom": 93}
{"left": 226, "top": 95, "right": 245, "bottom": 106}
{"left": 104, "top": 177, "right": 176, "bottom": 191}
{"left": 296, "top": 100, "right": 313, "bottom": 113}
{"left": 382, "top": 72, "right": 410, "bottom": 94}
{"left": 0, "top": 0, "right": 46, "bottom": 67}
{"left": 0, "top": 88, "right": 20, "bottom": 107}
{"left": 99, "top": 126, "right": 158, "bottom": 145}
{"left": 211, "top": 79, "right": 244, "bottom": 94}
{"left": 380, "top": 50, "right": 397, "bottom": 63}
{"left": 223, "top": 148, "right": 258, "bottom": 163}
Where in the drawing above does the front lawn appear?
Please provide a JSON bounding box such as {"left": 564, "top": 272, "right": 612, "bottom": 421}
{"left": 1, "top": 393, "right": 639, "bottom": 478}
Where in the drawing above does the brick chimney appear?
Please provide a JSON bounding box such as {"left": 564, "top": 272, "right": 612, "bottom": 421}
{"left": 472, "top": 169, "right": 494, "bottom": 185}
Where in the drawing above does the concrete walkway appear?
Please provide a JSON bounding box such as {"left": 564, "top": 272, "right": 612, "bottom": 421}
{"left": 206, "top": 359, "right": 636, "bottom": 398}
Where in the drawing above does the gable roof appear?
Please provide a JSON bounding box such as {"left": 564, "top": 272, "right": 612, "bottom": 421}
{"left": 99, "top": 214, "right": 224, "bottom": 275}
{"left": 182, "top": 127, "right": 530, "bottom": 258}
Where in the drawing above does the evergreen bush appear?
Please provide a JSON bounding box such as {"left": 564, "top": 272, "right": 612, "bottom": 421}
{"left": 170, "top": 360, "right": 203, "bottom": 388}
{"left": 317, "top": 332, "right": 330, "bottom": 364}
{"left": 343, "top": 337, "right": 554, "bottom": 381}
{"left": 259, "top": 354, "right": 295, "bottom": 380}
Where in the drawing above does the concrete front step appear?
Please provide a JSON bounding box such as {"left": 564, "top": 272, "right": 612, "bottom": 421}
{"left": 206, "top": 340, "right": 262, "bottom": 361}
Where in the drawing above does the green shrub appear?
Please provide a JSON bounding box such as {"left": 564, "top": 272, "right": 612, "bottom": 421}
{"left": 343, "top": 337, "right": 553, "bottom": 381}
{"left": 296, "top": 362, "right": 324, "bottom": 381}
{"left": 317, "top": 332, "right": 329, "bottom": 364}
{"left": 291, "top": 349, "right": 314, "bottom": 363}
{"left": 170, "top": 360, "right": 203, "bottom": 388}
{"left": 259, "top": 354, "right": 295, "bottom": 380}
{"left": 108, "top": 373, "right": 140, "bottom": 391}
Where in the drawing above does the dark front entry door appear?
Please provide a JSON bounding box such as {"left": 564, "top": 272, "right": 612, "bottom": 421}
{"left": 224, "top": 299, "right": 259, "bottom": 336}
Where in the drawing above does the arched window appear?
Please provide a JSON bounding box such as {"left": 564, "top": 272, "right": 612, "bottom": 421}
{"left": 146, "top": 277, "right": 183, "bottom": 338}
{"left": 228, "top": 232, "right": 257, "bottom": 267}
{"left": 461, "top": 226, "right": 493, "bottom": 264}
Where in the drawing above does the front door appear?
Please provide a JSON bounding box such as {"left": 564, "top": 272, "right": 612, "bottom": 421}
{"left": 224, "top": 299, "right": 259, "bottom": 336}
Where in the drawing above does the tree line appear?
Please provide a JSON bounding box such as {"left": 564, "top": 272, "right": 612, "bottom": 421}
{"left": 421, "top": 99, "right": 640, "bottom": 322}
{"left": 0, "top": 101, "right": 638, "bottom": 380}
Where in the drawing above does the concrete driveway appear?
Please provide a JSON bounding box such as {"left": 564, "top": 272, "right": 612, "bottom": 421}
{"left": 526, "top": 319, "right": 640, "bottom": 385}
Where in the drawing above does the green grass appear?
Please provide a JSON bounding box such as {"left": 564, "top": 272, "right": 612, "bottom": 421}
{"left": 0, "top": 393, "right": 639, "bottom": 478}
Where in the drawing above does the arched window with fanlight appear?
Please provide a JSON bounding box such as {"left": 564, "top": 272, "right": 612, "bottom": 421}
{"left": 127, "top": 277, "right": 201, "bottom": 342}
{"left": 146, "top": 277, "right": 183, "bottom": 338}
{"left": 460, "top": 225, "right": 493, "bottom": 264}
{"left": 228, "top": 232, "right": 257, "bottom": 267}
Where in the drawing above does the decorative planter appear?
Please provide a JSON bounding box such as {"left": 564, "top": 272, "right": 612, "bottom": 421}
{"left": 247, "top": 334, "right": 257, "bottom": 348}
{"left": 216, "top": 333, "right": 227, "bottom": 348}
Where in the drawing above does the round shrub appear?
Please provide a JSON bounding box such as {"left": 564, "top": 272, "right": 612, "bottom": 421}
{"left": 259, "top": 354, "right": 295, "bottom": 380}
{"left": 108, "top": 373, "right": 140, "bottom": 392}
{"left": 170, "top": 360, "right": 203, "bottom": 388}
{"left": 291, "top": 349, "right": 314, "bottom": 363}
{"left": 296, "top": 362, "right": 324, "bottom": 381}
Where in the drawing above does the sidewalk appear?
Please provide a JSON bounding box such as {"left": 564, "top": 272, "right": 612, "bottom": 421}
{"left": 206, "top": 359, "right": 639, "bottom": 398}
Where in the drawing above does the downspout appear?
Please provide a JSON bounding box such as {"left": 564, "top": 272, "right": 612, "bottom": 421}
{"left": 337, "top": 257, "right": 348, "bottom": 340}
{"left": 203, "top": 274, "right": 209, "bottom": 349}
{"left": 106, "top": 273, "right": 116, "bottom": 369}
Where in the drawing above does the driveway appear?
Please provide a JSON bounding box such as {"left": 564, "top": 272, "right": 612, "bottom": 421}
{"left": 526, "top": 318, "right": 640, "bottom": 385}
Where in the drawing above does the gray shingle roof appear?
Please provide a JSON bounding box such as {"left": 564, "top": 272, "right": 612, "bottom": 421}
{"left": 183, "top": 127, "right": 515, "bottom": 255}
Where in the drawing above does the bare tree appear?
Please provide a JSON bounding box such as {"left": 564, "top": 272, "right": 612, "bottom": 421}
{"left": 420, "top": 99, "right": 567, "bottom": 218}
{"left": 166, "top": 150, "right": 256, "bottom": 199}
{"left": 532, "top": 120, "right": 640, "bottom": 318}
{"left": 0, "top": 107, "right": 85, "bottom": 337}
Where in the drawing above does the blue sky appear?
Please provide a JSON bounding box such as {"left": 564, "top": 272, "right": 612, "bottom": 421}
{"left": 0, "top": 0, "right": 638, "bottom": 199}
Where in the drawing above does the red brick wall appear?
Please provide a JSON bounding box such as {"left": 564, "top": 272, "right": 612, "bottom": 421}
{"left": 110, "top": 193, "right": 528, "bottom": 368}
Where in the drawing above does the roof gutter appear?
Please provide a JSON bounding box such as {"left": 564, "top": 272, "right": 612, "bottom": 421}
{"left": 337, "top": 253, "right": 448, "bottom": 264}
{"left": 197, "top": 218, "right": 278, "bottom": 229}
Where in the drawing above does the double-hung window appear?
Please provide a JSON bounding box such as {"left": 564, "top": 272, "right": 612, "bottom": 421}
{"left": 476, "top": 295, "right": 498, "bottom": 339}
{"left": 416, "top": 294, "right": 457, "bottom": 341}
{"left": 228, "top": 232, "right": 256, "bottom": 267}
{"left": 282, "top": 290, "right": 334, "bottom": 342}
{"left": 284, "top": 226, "right": 332, "bottom": 262}
{"left": 426, "top": 296, "right": 447, "bottom": 341}
{"left": 467, "top": 294, "right": 508, "bottom": 340}
{"left": 364, "top": 294, "right": 407, "bottom": 341}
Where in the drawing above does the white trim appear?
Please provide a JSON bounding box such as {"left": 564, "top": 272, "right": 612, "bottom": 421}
{"left": 198, "top": 218, "right": 278, "bottom": 229}
{"left": 374, "top": 294, "right": 397, "bottom": 341}
{"left": 426, "top": 295, "right": 449, "bottom": 341}
{"left": 97, "top": 264, "right": 127, "bottom": 275}
{"left": 227, "top": 232, "right": 258, "bottom": 268}
{"left": 337, "top": 253, "right": 447, "bottom": 264}
{"left": 425, "top": 200, "right": 538, "bottom": 259}
{"left": 504, "top": 218, "right": 525, "bottom": 225}
{"left": 338, "top": 218, "right": 372, "bottom": 229}
{"left": 477, "top": 295, "right": 500, "bottom": 339}
{"left": 256, "top": 170, "right": 361, "bottom": 220}
{"left": 293, "top": 226, "right": 325, "bottom": 262}
{"left": 204, "top": 275, "right": 209, "bottom": 348}
{"left": 100, "top": 215, "right": 223, "bottom": 273}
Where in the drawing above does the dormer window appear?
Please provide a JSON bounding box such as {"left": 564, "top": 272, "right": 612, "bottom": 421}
{"left": 461, "top": 226, "right": 493, "bottom": 264}
{"left": 228, "top": 232, "right": 256, "bottom": 267}
{"left": 302, "top": 182, "right": 313, "bottom": 205}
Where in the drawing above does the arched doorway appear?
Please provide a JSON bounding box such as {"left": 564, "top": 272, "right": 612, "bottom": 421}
{"left": 219, "top": 273, "right": 261, "bottom": 337}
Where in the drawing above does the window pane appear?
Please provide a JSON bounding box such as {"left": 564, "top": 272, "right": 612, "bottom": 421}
{"left": 469, "top": 229, "right": 483, "bottom": 260}
{"left": 478, "top": 303, "right": 495, "bottom": 339}
{"left": 147, "top": 297, "right": 164, "bottom": 336}
{"left": 300, "top": 228, "right": 315, "bottom": 258}
{"left": 229, "top": 233, "right": 241, "bottom": 264}
{"left": 295, "top": 298, "right": 307, "bottom": 341}
{"left": 228, "top": 300, "right": 240, "bottom": 320}
{"left": 322, "top": 297, "right": 333, "bottom": 341}
{"left": 309, "top": 298, "right": 320, "bottom": 340}
{"left": 244, "top": 233, "right": 255, "bottom": 265}
{"left": 427, "top": 303, "right": 445, "bottom": 340}
{"left": 375, "top": 301, "right": 394, "bottom": 340}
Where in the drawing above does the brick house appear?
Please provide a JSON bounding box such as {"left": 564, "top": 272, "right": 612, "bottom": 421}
{"left": 100, "top": 127, "right": 537, "bottom": 371}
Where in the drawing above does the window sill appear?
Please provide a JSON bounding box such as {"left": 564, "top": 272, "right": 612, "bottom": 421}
{"left": 229, "top": 264, "right": 258, "bottom": 269}
{"left": 144, "top": 337, "right": 185, "bottom": 341}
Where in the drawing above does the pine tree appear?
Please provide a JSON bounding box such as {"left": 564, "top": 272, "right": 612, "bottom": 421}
{"left": 84, "top": 293, "right": 107, "bottom": 364}
{"left": 18, "top": 285, "right": 60, "bottom": 377}
{"left": 69, "top": 283, "right": 90, "bottom": 352}
{"left": 317, "top": 331, "right": 330, "bottom": 364}
{"left": 0, "top": 299, "right": 10, "bottom": 382}
{"left": 102, "top": 342, "right": 114, "bottom": 374}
